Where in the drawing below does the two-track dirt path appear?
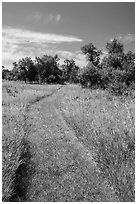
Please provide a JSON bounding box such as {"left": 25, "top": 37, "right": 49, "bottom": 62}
{"left": 25, "top": 85, "right": 119, "bottom": 202}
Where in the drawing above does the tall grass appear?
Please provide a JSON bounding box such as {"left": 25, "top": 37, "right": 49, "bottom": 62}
{"left": 3, "top": 82, "right": 134, "bottom": 201}
{"left": 2, "top": 81, "right": 30, "bottom": 201}
{"left": 2, "top": 81, "right": 60, "bottom": 201}
{"left": 94, "top": 128, "right": 134, "bottom": 201}
{"left": 94, "top": 95, "right": 135, "bottom": 201}
{"left": 2, "top": 102, "right": 27, "bottom": 200}
{"left": 55, "top": 85, "right": 135, "bottom": 202}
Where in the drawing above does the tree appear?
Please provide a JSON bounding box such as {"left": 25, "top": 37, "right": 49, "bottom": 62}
{"left": 35, "top": 54, "right": 61, "bottom": 84}
{"left": 17, "top": 57, "right": 36, "bottom": 83}
{"left": 11, "top": 61, "right": 20, "bottom": 80}
{"left": 13, "top": 62, "right": 18, "bottom": 69}
{"left": 61, "top": 59, "right": 79, "bottom": 83}
{"left": 122, "top": 51, "right": 135, "bottom": 86}
{"left": 106, "top": 38, "right": 124, "bottom": 54}
{"left": 63, "top": 59, "right": 74, "bottom": 82}
{"left": 35, "top": 56, "right": 44, "bottom": 83}
{"left": 124, "top": 51, "right": 135, "bottom": 68}
{"left": 105, "top": 39, "right": 135, "bottom": 85}
{"left": 81, "top": 43, "right": 102, "bottom": 66}
{"left": 79, "top": 63, "right": 101, "bottom": 88}
{"left": 17, "top": 58, "right": 28, "bottom": 82}
{"left": 70, "top": 64, "right": 79, "bottom": 83}
{"left": 106, "top": 39, "right": 125, "bottom": 69}
{"left": 99, "top": 39, "right": 135, "bottom": 94}
{"left": 27, "top": 59, "right": 37, "bottom": 83}
{"left": 2, "top": 68, "right": 10, "bottom": 80}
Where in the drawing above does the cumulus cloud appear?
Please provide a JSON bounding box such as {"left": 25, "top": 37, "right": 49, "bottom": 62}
{"left": 74, "top": 51, "right": 87, "bottom": 67}
{"left": 2, "top": 26, "right": 83, "bottom": 69}
{"left": 118, "top": 33, "right": 135, "bottom": 44}
{"left": 47, "top": 14, "right": 61, "bottom": 22}
{"left": 100, "top": 50, "right": 108, "bottom": 62}
{"left": 110, "top": 33, "right": 135, "bottom": 44}
{"left": 33, "top": 12, "right": 42, "bottom": 22}
{"left": 27, "top": 12, "right": 42, "bottom": 22}
{"left": 57, "top": 50, "right": 87, "bottom": 67}
{"left": 57, "top": 50, "right": 74, "bottom": 59}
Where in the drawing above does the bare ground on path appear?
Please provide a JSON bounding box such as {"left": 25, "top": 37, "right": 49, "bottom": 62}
{"left": 23, "top": 85, "right": 119, "bottom": 202}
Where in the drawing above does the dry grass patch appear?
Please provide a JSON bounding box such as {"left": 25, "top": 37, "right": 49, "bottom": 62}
{"left": 2, "top": 81, "right": 61, "bottom": 201}
{"left": 55, "top": 85, "right": 135, "bottom": 202}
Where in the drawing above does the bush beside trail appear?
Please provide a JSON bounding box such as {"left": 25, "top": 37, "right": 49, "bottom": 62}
{"left": 79, "top": 39, "right": 135, "bottom": 96}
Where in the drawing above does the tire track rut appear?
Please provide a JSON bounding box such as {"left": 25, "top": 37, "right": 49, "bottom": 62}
{"left": 23, "top": 85, "right": 119, "bottom": 202}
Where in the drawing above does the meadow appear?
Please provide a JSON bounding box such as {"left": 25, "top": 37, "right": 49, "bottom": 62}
{"left": 55, "top": 85, "right": 135, "bottom": 202}
{"left": 2, "top": 80, "right": 60, "bottom": 201}
{"left": 2, "top": 81, "right": 135, "bottom": 202}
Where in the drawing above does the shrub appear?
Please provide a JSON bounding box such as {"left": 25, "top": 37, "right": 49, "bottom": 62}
{"left": 47, "top": 75, "right": 56, "bottom": 84}
{"left": 79, "top": 63, "right": 101, "bottom": 88}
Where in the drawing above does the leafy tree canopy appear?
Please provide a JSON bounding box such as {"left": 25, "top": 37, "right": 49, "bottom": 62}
{"left": 106, "top": 38, "right": 124, "bottom": 54}
{"left": 81, "top": 43, "right": 102, "bottom": 66}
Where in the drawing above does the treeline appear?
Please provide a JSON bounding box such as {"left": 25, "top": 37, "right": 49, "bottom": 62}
{"left": 2, "top": 38, "right": 135, "bottom": 95}
{"left": 2, "top": 55, "right": 79, "bottom": 84}
{"left": 80, "top": 39, "right": 135, "bottom": 95}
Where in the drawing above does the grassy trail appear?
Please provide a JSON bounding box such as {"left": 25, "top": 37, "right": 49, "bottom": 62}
{"left": 24, "top": 86, "right": 118, "bottom": 202}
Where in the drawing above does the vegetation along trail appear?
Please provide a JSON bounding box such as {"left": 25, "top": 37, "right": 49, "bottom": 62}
{"left": 2, "top": 3, "right": 135, "bottom": 201}
{"left": 20, "top": 85, "right": 118, "bottom": 202}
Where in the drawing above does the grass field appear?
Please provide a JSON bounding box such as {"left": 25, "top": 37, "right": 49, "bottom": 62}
{"left": 55, "top": 85, "right": 135, "bottom": 202}
{"left": 2, "top": 80, "right": 61, "bottom": 201}
{"left": 2, "top": 81, "right": 135, "bottom": 202}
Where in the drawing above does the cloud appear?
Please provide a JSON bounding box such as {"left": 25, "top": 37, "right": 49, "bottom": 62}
{"left": 100, "top": 50, "right": 108, "bottom": 62}
{"left": 110, "top": 33, "right": 135, "bottom": 44}
{"left": 28, "top": 12, "right": 61, "bottom": 23}
{"left": 74, "top": 53, "right": 87, "bottom": 67}
{"left": 33, "top": 12, "right": 42, "bottom": 22}
{"left": 118, "top": 33, "right": 135, "bottom": 44}
{"left": 3, "top": 26, "right": 82, "bottom": 44}
{"left": 47, "top": 14, "right": 61, "bottom": 22}
{"left": 102, "top": 50, "right": 108, "bottom": 55}
{"left": 57, "top": 50, "right": 74, "bottom": 59}
{"left": 27, "top": 12, "right": 42, "bottom": 22}
{"left": 2, "top": 26, "right": 83, "bottom": 69}
{"left": 57, "top": 50, "right": 87, "bottom": 67}
{"left": 110, "top": 38, "right": 114, "bottom": 42}
{"left": 56, "top": 14, "right": 61, "bottom": 22}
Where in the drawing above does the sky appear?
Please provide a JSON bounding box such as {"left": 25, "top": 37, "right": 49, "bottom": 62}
{"left": 2, "top": 2, "right": 135, "bottom": 70}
